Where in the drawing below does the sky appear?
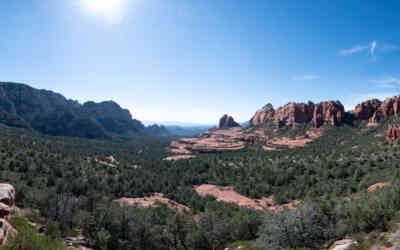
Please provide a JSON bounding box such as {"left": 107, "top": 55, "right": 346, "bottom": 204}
{"left": 1, "top": 0, "right": 400, "bottom": 124}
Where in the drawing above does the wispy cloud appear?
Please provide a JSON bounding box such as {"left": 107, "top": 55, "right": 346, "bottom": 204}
{"left": 339, "top": 45, "right": 370, "bottom": 56}
{"left": 339, "top": 41, "right": 377, "bottom": 56}
{"left": 292, "top": 75, "right": 320, "bottom": 81}
{"left": 370, "top": 77, "right": 400, "bottom": 88}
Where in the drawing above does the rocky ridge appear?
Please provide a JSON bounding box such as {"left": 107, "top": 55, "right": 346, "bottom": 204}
{"left": 354, "top": 96, "right": 400, "bottom": 124}
{"left": 253, "top": 100, "right": 345, "bottom": 128}
{"left": 0, "top": 82, "right": 148, "bottom": 139}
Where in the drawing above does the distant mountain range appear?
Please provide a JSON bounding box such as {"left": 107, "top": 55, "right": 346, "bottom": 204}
{"left": 0, "top": 82, "right": 168, "bottom": 139}
{"left": 142, "top": 120, "right": 214, "bottom": 127}
{"left": 143, "top": 121, "right": 212, "bottom": 137}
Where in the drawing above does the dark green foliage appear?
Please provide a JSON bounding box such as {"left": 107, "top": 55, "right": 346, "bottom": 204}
{"left": 1, "top": 109, "right": 400, "bottom": 249}
{"left": 256, "top": 203, "right": 331, "bottom": 250}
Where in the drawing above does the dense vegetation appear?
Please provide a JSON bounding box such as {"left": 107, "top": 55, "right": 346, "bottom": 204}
{"left": 0, "top": 115, "right": 400, "bottom": 249}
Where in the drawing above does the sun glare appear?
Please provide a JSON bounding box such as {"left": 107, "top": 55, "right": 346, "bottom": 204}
{"left": 83, "top": 0, "right": 127, "bottom": 23}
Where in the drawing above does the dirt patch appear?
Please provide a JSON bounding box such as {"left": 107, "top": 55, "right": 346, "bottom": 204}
{"left": 263, "top": 145, "right": 277, "bottom": 151}
{"left": 367, "top": 182, "right": 389, "bottom": 192}
{"left": 164, "top": 155, "right": 196, "bottom": 161}
{"left": 114, "top": 193, "right": 190, "bottom": 213}
{"left": 195, "top": 184, "right": 299, "bottom": 211}
{"left": 269, "top": 129, "right": 323, "bottom": 149}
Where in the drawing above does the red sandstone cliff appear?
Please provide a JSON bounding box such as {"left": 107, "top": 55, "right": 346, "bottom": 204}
{"left": 386, "top": 126, "right": 400, "bottom": 141}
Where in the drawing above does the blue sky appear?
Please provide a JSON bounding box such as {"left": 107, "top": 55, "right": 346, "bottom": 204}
{"left": 1, "top": 0, "right": 400, "bottom": 124}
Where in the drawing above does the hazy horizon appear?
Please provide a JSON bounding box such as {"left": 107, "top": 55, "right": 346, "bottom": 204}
{"left": 1, "top": 1, "right": 400, "bottom": 123}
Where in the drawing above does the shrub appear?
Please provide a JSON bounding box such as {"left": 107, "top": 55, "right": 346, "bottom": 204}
{"left": 1, "top": 217, "right": 65, "bottom": 250}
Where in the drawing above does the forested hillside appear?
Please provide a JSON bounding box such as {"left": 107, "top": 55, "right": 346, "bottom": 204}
{"left": 1, "top": 111, "right": 400, "bottom": 249}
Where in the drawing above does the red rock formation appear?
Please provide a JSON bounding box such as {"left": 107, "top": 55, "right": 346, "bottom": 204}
{"left": 380, "top": 96, "right": 400, "bottom": 117}
{"left": 312, "top": 101, "right": 344, "bottom": 128}
{"left": 354, "top": 99, "right": 382, "bottom": 120}
{"left": 219, "top": 114, "right": 240, "bottom": 128}
{"left": 274, "top": 102, "right": 315, "bottom": 127}
{"left": 250, "top": 103, "right": 275, "bottom": 126}
{"left": 273, "top": 101, "right": 343, "bottom": 128}
{"left": 386, "top": 126, "right": 400, "bottom": 141}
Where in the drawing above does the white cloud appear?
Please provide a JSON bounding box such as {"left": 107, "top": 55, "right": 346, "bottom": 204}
{"left": 292, "top": 75, "right": 320, "bottom": 81}
{"left": 339, "top": 45, "right": 370, "bottom": 56}
{"left": 370, "top": 40, "right": 377, "bottom": 55}
{"left": 339, "top": 41, "right": 378, "bottom": 56}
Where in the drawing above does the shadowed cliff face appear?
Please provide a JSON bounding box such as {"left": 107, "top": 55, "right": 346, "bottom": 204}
{"left": 219, "top": 114, "right": 240, "bottom": 128}
{"left": 0, "top": 82, "right": 144, "bottom": 139}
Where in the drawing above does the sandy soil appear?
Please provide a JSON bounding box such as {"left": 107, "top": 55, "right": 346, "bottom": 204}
{"left": 195, "top": 184, "right": 299, "bottom": 211}
{"left": 367, "top": 182, "right": 389, "bottom": 192}
{"left": 267, "top": 128, "right": 323, "bottom": 149}
{"left": 164, "top": 155, "right": 196, "bottom": 161}
{"left": 113, "top": 193, "right": 190, "bottom": 213}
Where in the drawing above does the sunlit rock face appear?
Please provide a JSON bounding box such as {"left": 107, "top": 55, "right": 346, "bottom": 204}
{"left": 250, "top": 103, "right": 275, "bottom": 126}
{"left": 272, "top": 101, "right": 344, "bottom": 128}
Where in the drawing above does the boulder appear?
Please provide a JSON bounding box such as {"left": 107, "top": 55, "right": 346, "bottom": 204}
{"left": 330, "top": 239, "right": 356, "bottom": 250}
{"left": 219, "top": 114, "right": 240, "bottom": 128}
{"left": 250, "top": 103, "right": 275, "bottom": 126}
{"left": 0, "top": 204, "right": 10, "bottom": 218}
{"left": 0, "top": 184, "right": 15, "bottom": 206}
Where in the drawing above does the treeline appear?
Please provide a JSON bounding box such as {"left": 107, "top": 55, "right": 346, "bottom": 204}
{"left": 0, "top": 121, "right": 399, "bottom": 249}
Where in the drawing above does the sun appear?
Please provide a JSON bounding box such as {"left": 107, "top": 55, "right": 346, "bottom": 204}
{"left": 83, "top": 0, "right": 127, "bottom": 23}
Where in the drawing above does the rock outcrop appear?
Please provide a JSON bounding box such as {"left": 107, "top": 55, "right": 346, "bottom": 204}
{"left": 219, "top": 114, "right": 240, "bottom": 128}
{"left": 0, "top": 184, "right": 15, "bottom": 207}
{"left": 354, "top": 99, "right": 382, "bottom": 120}
{"left": 354, "top": 97, "right": 400, "bottom": 124}
{"left": 312, "top": 101, "right": 344, "bottom": 128}
{"left": 274, "top": 102, "right": 314, "bottom": 127}
{"left": 386, "top": 126, "right": 400, "bottom": 141}
{"left": 250, "top": 103, "right": 275, "bottom": 126}
{"left": 272, "top": 101, "right": 344, "bottom": 128}
{"left": 330, "top": 239, "right": 356, "bottom": 250}
{"left": 380, "top": 96, "right": 400, "bottom": 117}
{"left": 0, "top": 183, "right": 16, "bottom": 245}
